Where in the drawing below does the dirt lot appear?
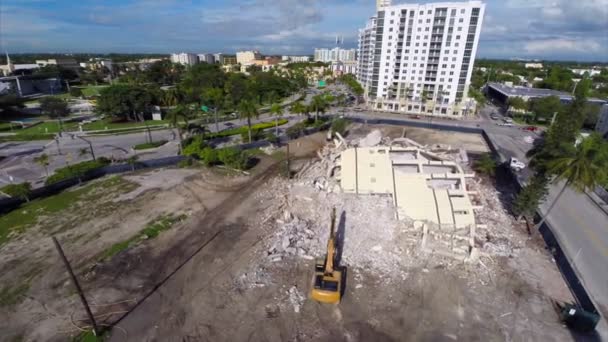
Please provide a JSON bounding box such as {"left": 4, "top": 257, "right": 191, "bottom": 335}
{"left": 0, "top": 128, "right": 575, "bottom": 341}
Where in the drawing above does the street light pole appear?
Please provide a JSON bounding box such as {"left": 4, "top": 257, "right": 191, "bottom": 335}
{"left": 73, "top": 135, "right": 96, "bottom": 161}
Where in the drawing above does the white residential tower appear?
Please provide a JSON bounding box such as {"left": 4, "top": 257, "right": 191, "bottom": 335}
{"left": 357, "top": 1, "right": 485, "bottom": 117}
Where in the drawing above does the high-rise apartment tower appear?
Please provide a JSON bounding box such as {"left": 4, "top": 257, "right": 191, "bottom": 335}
{"left": 357, "top": 1, "right": 485, "bottom": 117}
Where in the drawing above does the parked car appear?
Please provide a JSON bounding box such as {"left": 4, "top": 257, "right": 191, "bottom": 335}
{"left": 503, "top": 117, "right": 513, "bottom": 123}
{"left": 497, "top": 122, "right": 514, "bottom": 127}
{"left": 522, "top": 126, "right": 538, "bottom": 132}
{"left": 490, "top": 114, "right": 500, "bottom": 120}
{"left": 509, "top": 157, "right": 526, "bottom": 172}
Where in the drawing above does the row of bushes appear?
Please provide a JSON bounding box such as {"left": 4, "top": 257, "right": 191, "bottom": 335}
{"left": 182, "top": 136, "right": 251, "bottom": 170}
{"left": 286, "top": 117, "right": 330, "bottom": 139}
{"left": 45, "top": 158, "right": 112, "bottom": 185}
{"left": 0, "top": 183, "right": 32, "bottom": 201}
{"left": 133, "top": 140, "right": 168, "bottom": 150}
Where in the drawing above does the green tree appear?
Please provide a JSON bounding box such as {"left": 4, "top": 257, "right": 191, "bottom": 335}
{"left": 201, "top": 87, "right": 224, "bottom": 132}
{"left": 507, "top": 97, "right": 528, "bottom": 110}
{"left": 473, "top": 153, "right": 497, "bottom": 177}
{"left": 127, "top": 155, "right": 139, "bottom": 172}
{"left": 290, "top": 101, "right": 306, "bottom": 118}
{"left": 310, "top": 95, "right": 327, "bottom": 122}
{"left": 34, "top": 153, "right": 51, "bottom": 176}
{"left": 512, "top": 174, "right": 549, "bottom": 221}
{"left": 145, "top": 60, "right": 184, "bottom": 85}
{"left": 161, "top": 87, "right": 183, "bottom": 107}
{"left": 97, "top": 84, "right": 159, "bottom": 122}
{"left": 180, "top": 63, "right": 226, "bottom": 104}
{"left": 535, "top": 133, "right": 608, "bottom": 228}
{"left": 224, "top": 73, "right": 250, "bottom": 109}
{"left": 269, "top": 103, "right": 284, "bottom": 135}
{"left": 40, "top": 96, "right": 69, "bottom": 119}
{"left": 238, "top": 100, "right": 259, "bottom": 143}
{"left": 166, "top": 105, "right": 193, "bottom": 151}
{"left": 529, "top": 96, "right": 562, "bottom": 123}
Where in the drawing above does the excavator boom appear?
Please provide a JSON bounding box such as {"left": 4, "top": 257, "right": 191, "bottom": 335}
{"left": 311, "top": 208, "right": 345, "bottom": 304}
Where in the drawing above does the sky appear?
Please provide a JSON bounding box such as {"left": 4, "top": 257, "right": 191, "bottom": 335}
{"left": 0, "top": 0, "right": 607, "bottom": 61}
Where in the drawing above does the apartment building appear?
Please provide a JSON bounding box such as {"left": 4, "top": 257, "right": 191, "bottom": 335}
{"left": 197, "top": 53, "right": 216, "bottom": 64}
{"left": 314, "top": 48, "right": 357, "bottom": 63}
{"left": 357, "top": 1, "right": 485, "bottom": 118}
{"left": 236, "top": 51, "right": 262, "bottom": 65}
{"left": 170, "top": 53, "right": 198, "bottom": 66}
{"left": 283, "top": 56, "right": 312, "bottom": 63}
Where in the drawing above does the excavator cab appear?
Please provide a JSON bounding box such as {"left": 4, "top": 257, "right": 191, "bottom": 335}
{"left": 311, "top": 208, "right": 346, "bottom": 304}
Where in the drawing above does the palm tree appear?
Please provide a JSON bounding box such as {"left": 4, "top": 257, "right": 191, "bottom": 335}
{"left": 535, "top": 133, "right": 608, "bottom": 229}
{"left": 162, "top": 87, "right": 182, "bottom": 107}
{"left": 310, "top": 95, "right": 326, "bottom": 122}
{"left": 269, "top": 103, "right": 283, "bottom": 135}
{"left": 202, "top": 87, "right": 224, "bottom": 133}
{"left": 238, "top": 99, "right": 259, "bottom": 143}
{"left": 290, "top": 101, "right": 306, "bottom": 118}
{"left": 473, "top": 153, "right": 497, "bottom": 177}
{"left": 166, "top": 105, "right": 192, "bottom": 151}
{"left": 34, "top": 153, "right": 50, "bottom": 177}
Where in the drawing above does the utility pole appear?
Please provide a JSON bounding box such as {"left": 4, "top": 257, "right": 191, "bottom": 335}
{"left": 52, "top": 237, "right": 99, "bottom": 336}
{"left": 214, "top": 107, "right": 219, "bottom": 133}
{"left": 286, "top": 143, "right": 290, "bottom": 179}
{"left": 55, "top": 136, "right": 62, "bottom": 155}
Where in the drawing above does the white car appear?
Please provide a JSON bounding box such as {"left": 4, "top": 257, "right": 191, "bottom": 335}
{"left": 509, "top": 157, "right": 526, "bottom": 172}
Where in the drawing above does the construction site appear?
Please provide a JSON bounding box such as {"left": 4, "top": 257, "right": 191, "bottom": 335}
{"left": 0, "top": 123, "right": 576, "bottom": 341}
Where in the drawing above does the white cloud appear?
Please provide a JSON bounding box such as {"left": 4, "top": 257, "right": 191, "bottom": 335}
{"left": 524, "top": 38, "right": 601, "bottom": 54}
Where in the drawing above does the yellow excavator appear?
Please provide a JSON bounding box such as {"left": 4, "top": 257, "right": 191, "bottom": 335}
{"left": 310, "top": 208, "right": 346, "bottom": 304}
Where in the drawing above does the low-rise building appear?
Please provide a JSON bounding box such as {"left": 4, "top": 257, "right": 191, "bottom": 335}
{"left": 283, "top": 56, "right": 312, "bottom": 63}
{"left": 236, "top": 50, "right": 262, "bottom": 65}
{"left": 35, "top": 58, "right": 79, "bottom": 69}
{"left": 485, "top": 82, "right": 607, "bottom": 106}
{"left": 330, "top": 61, "right": 357, "bottom": 76}
{"left": 0, "top": 75, "right": 63, "bottom": 97}
{"left": 525, "top": 63, "right": 543, "bottom": 69}
{"left": 571, "top": 68, "right": 602, "bottom": 77}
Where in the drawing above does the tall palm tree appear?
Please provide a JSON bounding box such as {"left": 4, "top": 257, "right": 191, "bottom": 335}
{"left": 310, "top": 95, "right": 326, "bottom": 122}
{"left": 269, "top": 103, "right": 283, "bottom": 135}
{"left": 238, "top": 100, "right": 259, "bottom": 143}
{"left": 202, "top": 87, "right": 224, "bottom": 133}
{"left": 535, "top": 133, "right": 608, "bottom": 229}
{"left": 167, "top": 105, "right": 192, "bottom": 151}
{"left": 34, "top": 153, "right": 50, "bottom": 177}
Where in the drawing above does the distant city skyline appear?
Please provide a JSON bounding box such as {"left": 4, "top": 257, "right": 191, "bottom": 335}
{"left": 1, "top": 0, "right": 606, "bottom": 62}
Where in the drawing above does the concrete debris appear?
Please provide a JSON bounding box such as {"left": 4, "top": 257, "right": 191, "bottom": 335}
{"left": 357, "top": 129, "right": 382, "bottom": 147}
{"left": 288, "top": 286, "right": 306, "bottom": 313}
{"left": 252, "top": 131, "right": 526, "bottom": 287}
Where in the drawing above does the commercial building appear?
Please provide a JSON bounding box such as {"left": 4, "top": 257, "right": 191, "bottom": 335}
{"left": 35, "top": 58, "right": 79, "bottom": 70}
{"left": 170, "top": 53, "right": 198, "bottom": 66}
{"left": 357, "top": 1, "right": 485, "bottom": 118}
{"left": 485, "top": 82, "right": 607, "bottom": 106}
{"left": 571, "top": 68, "right": 602, "bottom": 77}
{"left": 283, "top": 56, "right": 312, "bottom": 63}
{"left": 197, "top": 53, "right": 215, "bottom": 64}
{"left": 0, "top": 75, "right": 63, "bottom": 97}
{"left": 236, "top": 51, "right": 262, "bottom": 65}
{"left": 0, "top": 54, "right": 39, "bottom": 76}
{"left": 525, "top": 63, "right": 543, "bottom": 69}
{"left": 214, "top": 53, "right": 224, "bottom": 64}
{"left": 314, "top": 48, "right": 357, "bottom": 62}
{"left": 596, "top": 104, "right": 608, "bottom": 138}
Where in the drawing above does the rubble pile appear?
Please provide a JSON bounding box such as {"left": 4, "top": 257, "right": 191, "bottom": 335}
{"left": 255, "top": 130, "right": 526, "bottom": 282}
{"left": 468, "top": 179, "right": 524, "bottom": 258}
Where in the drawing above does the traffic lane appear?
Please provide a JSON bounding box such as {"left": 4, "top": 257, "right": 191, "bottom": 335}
{"left": 542, "top": 184, "right": 608, "bottom": 318}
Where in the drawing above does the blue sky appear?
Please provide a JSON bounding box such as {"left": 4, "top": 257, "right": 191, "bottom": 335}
{"left": 1, "top": 0, "right": 607, "bottom": 61}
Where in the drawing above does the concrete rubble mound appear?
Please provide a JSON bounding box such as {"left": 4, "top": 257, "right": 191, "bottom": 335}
{"left": 255, "top": 130, "right": 524, "bottom": 280}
